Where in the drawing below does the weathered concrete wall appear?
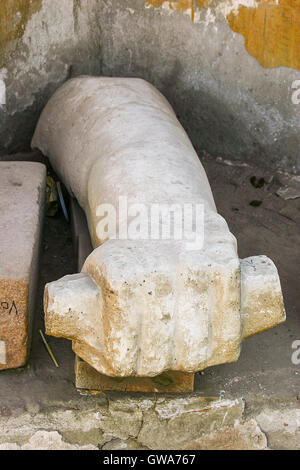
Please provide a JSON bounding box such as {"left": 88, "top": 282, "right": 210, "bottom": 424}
{"left": 0, "top": 0, "right": 299, "bottom": 173}
{"left": 0, "top": 0, "right": 102, "bottom": 155}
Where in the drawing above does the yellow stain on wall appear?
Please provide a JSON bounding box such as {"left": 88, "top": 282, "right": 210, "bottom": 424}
{"left": 145, "top": 1, "right": 211, "bottom": 21}
{"left": 227, "top": 0, "right": 300, "bottom": 70}
{"left": 0, "top": 0, "right": 42, "bottom": 68}
{"left": 146, "top": 0, "right": 300, "bottom": 71}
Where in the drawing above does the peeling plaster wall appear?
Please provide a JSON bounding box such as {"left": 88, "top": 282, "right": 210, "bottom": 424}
{"left": 146, "top": 0, "right": 300, "bottom": 71}
{"left": 0, "top": 0, "right": 102, "bottom": 155}
{"left": 0, "top": 0, "right": 299, "bottom": 173}
{"left": 0, "top": 1, "right": 42, "bottom": 68}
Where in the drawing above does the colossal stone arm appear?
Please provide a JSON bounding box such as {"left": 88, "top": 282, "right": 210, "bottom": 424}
{"left": 32, "top": 77, "right": 285, "bottom": 377}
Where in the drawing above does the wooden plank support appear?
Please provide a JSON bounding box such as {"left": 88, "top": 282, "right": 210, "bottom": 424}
{"left": 75, "top": 355, "right": 194, "bottom": 393}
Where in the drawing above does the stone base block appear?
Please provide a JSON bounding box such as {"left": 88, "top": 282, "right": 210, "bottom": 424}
{"left": 75, "top": 355, "right": 194, "bottom": 393}
{"left": 0, "top": 162, "right": 46, "bottom": 370}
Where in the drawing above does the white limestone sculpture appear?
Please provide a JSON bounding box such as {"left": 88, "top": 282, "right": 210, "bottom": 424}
{"left": 32, "top": 77, "right": 285, "bottom": 377}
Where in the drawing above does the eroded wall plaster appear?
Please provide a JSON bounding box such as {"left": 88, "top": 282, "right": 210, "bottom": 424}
{"left": 0, "top": 0, "right": 299, "bottom": 173}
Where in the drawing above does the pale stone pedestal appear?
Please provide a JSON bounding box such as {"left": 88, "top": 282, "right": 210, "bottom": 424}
{"left": 0, "top": 162, "right": 46, "bottom": 370}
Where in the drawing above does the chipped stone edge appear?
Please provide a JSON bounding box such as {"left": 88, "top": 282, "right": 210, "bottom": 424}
{"left": 0, "top": 395, "right": 280, "bottom": 450}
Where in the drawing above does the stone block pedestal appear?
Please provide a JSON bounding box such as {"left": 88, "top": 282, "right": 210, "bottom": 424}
{"left": 0, "top": 162, "right": 46, "bottom": 370}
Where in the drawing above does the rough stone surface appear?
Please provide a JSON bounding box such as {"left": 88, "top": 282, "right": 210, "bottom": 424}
{"left": 0, "top": 431, "right": 97, "bottom": 450}
{"left": 180, "top": 419, "right": 268, "bottom": 450}
{"left": 137, "top": 396, "right": 245, "bottom": 449}
{"left": 241, "top": 256, "right": 286, "bottom": 339}
{"left": 34, "top": 77, "right": 285, "bottom": 378}
{"left": 102, "top": 438, "right": 148, "bottom": 450}
{"left": 256, "top": 408, "right": 300, "bottom": 450}
{"left": 0, "top": 162, "right": 46, "bottom": 370}
{"left": 0, "top": 394, "right": 268, "bottom": 450}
